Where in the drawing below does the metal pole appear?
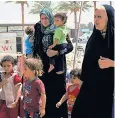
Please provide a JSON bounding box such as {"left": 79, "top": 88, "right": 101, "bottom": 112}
{"left": 21, "top": 3, "right": 24, "bottom": 30}
{"left": 73, "top": 1, "right": 83, "bottom": 69}
{"left": 110, "top": 1, "right": 112, "bottom": 6}
{"left": 7, "top": 26, "right": 8, "bottom": 32}
{"left": 94, "top": 1, "right": 96, "bottom": 10}
{"left": 73, "top": 10, "right": 77, "bottom": 69}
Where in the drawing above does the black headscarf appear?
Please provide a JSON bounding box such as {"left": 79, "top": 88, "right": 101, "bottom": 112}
{"left": 71, "top": 5, "right": 114, "bottom": 118}
{"left": 81, "top": 5, "right": 114, "bottom": 82}
{"left": 102, "top": 4, "right": 114, "bottom": 49}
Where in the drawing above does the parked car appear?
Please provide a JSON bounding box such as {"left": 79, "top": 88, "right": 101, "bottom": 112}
{"left": 78, "top": 31, "right": 92, "bottom": 43}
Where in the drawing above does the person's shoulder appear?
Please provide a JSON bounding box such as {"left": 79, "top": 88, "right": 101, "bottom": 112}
{"left": 56, "top": 26, "right": 62, "bottom": 30}
{"left": 34, "top": 21, "right": 41, "bottom": 29}
{"left": 25, "top": 36, "right": 30, "bottom": 40}
{"left": 66, "top": 83, "right": 72, "bottom": 89}
{"left": 35, "top": 21, "right": 41, "bottom": 26}
{"left": 13, "top": 73, "right": 22, "bottom": 85}
{"left": 68, "top": 84, "right": 80, "bottom": 90}
{"left": 68, "top": 84, "right": 73, "bottom": 88}
{"left": 34, "top": 78, "right": 45, "bottom": 89}
{"left": 35, "top": 78, "right": 44, "bottom": 84}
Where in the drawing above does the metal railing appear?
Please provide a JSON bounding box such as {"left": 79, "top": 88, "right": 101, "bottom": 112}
{"left": 0, "top": 23, "right": 34, "bottom": 32}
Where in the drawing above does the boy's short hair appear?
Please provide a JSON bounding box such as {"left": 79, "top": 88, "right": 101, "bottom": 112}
{"left": 54, "top": 13, "right": 67, "bottom": 24}
{"left": 70, "top": 68, "right": 81, "bottom": 79}
{"left": 25, "top": 26, "right": 34, "bottom": 35}
{"left": 0, "top": 55, "right": 15, "bottom": 66}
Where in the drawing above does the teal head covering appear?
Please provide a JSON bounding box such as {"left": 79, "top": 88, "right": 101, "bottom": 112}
{"left": 40, "top": 8, "right": 54, "bottom": 25}
{"left": 40, "top": 8, "right": 56, "bottom": 34}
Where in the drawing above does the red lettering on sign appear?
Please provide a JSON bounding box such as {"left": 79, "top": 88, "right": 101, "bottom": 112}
{"left": 1, "top": 45, "right": 12, "bottom": 51}
{"left": 10, "top": 46, "right": 12, "bottom": 50}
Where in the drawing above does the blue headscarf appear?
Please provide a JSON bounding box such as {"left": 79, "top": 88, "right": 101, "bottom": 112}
{"left": 40, "top": 8, "right": 56, "bottom": 34}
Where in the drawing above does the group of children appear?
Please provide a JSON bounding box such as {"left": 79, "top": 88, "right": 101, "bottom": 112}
{"left": 0, "top": 56, "right": 46, "bottom": 118}
{"left": 0, "top": 55, "right": 82, "bottom": 118}
{"left": 0, "top": 12, "right": 83, "bottom": 118}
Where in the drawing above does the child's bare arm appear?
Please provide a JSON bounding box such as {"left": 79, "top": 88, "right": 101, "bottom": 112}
{"left": 56, "top": 92, "right": 67, "bottom": 108}
{"left": 10, "top": 83, "right": 22, "bottom": 108}
{"left": 59, "top": 92, "right": 67, "bottom": 104}
{"left": 49, "top": 39, "right": 59, "bottom": 49}
{"left": 39, "top": 93, "right": 46, "bottom": 117}
{"left": 15, "top": 83, "right": 22, "bottom": 103}
{"left": 37, "top": 80, "right": 46, "bottom": 117}
{"left": 41, "top": 93, "right": 46, "bottom": 109}
{"left": 53, "top": 39, "right": 59, "bottom": 47}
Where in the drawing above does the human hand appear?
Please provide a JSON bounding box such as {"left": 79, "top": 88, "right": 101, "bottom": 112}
{"left": 48, "top": 45, "right": 54, "bottom": 49}
{"left": 56, "top": 102, "right": 61, "bottom": 108}
{"left": 9, "top": 101, "right": 18, "bottom": 108}
{"left": 17, "top": 56, "right": 25, "bottom": 75}
{"left": 39, "top": 107, "right": 45, "bottom": 117}
{"left": 47, "top": 49, "right": 58, "bottom": 57}
{"left": 98, "top": 56, "right": 114, "bottom": 69}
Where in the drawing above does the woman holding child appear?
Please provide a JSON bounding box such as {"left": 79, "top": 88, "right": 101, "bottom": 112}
{"left": 33, "top": 8, "right": 73, "bottom": 118}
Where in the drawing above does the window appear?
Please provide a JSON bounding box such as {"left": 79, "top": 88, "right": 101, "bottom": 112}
{"left": 16, "top": 37, "right": 22, "bottom": 53}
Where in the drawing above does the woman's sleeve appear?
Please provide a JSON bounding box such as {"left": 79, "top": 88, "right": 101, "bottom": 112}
{"left": 53, "top": 28, "right": 62, "bottom": 41}
{"left": 58, "top": 34, "right": 73, "bottom": 55}
{"left": 33, "top": 22, "right": 44, "bottom": 58}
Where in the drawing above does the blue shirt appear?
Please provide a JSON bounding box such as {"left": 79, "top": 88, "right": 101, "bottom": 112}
{"left": 25, "top": 36, "right": 33, "bottom": 55}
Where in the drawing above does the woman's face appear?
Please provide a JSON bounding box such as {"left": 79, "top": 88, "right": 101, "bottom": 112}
{"left": 40, "top": 14, "right": 50, "bottom": 27}
{"left": 94, "top": 7, "right": 108, "bottom": 31}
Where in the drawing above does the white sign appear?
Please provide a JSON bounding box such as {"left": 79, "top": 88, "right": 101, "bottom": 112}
{"left": 0, "top": 33, "right": 16, "bottom": 53}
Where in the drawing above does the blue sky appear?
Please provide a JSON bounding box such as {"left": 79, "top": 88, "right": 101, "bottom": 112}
{"left": 0, "top": 1, "right": 114, "bottom": 25}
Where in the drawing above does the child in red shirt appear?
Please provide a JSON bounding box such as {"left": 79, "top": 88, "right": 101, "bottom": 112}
{"left": 23, "top": 58, "right": 46, "bottom": 118}
{"left": 56, "top": 68, "right": 83, "bottom": 118}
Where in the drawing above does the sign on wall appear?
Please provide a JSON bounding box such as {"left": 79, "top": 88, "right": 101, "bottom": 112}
{"left": 0, "top": 33, "right": 16, "bottom": 53}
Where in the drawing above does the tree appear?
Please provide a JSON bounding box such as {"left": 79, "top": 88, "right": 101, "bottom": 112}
{"left": 57, "top": 1, "right": 92, "bottom": 13}
{"left": 6, "top": 1, "right": 29, "bottom": 30}
{"left": 29, "top": 1, "right": 58, "bottom": 14}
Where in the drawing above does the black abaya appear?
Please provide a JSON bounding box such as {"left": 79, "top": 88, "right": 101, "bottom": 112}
{"left": 71, "top": 5, "right": 114, "bottom": 118}
{"left": 33, "top": 22, "right": 73, "bottom": 118}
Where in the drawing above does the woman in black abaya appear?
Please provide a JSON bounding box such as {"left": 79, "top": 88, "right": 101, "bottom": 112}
{"left": 71, "top": 5, "right": 114, "bottom": 118}
{"left": 33, "top": 8, "right": 73, "bottom": 118}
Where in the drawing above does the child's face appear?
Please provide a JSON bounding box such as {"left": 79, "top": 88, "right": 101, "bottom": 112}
{"left": 54, "top": 17, "right": 64, "bottom": 27}
{"left": 2, "top": 61, "right": 13, "bottom": 73}
{"left": 70, "top": 76, "right": 81, "bottom": 85}
{"left": 23, "top": 65, "right": 35, "bottom": 79}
